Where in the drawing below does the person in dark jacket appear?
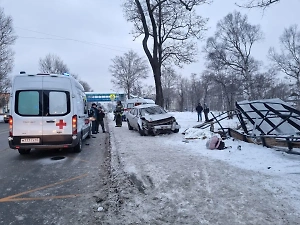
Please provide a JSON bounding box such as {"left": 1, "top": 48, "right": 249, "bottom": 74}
{"left": 203, "top": 103, "right": 210, "bottom": 122}
{"left": 196, "top": 103, "right": 203, "bottom": 122}
{"left": 90, "top": 103, "right": 98, "bottom": 134}
{"left": 114, "top": 100, "right": 124, "bottom": 127}
{"left": 97, "top": 106, "right": 106, "bottom": 133}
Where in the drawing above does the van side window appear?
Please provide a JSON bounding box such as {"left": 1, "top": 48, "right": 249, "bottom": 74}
{"left": 16, "top": 91, "right": 40, "bottom": 115}
{"left": 83, "top": 96, "right": 88, "bottom": 114}
{"left": 127, "top": 103, "right": 134, "bottom": 109}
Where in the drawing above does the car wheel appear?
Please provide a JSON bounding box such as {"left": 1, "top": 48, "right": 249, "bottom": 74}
{"left": 127, "top": 120, "right": 133, "bottom": 130}
{"left": 74, "top": 136, "right": 82, "bottom": 153}
{"left": 173, "top": 129, "right": 180, "bottom": 133}
{"left": 18, "top": 148, "right": 31, "bottom": 155}
{"left": 150, "top": 129, "right": 157, "bottom": 136}
{"left": 141, "top": 121, "right": 150, "bottom": 136}
{"left": 138, "top": 125, "right": 146, "bottom": 136}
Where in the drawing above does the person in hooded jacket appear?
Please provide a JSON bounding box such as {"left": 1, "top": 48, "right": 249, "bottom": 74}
{"left": 97, "top": 106, "right": 106, "bottom": 133}
{"left": 203, "top": 103, "right": 210, "bottom": 122}
{"left": 196, "top": 103, "right": 203, "bottom": 122}
{"left": 114, "top": 100, "right": 124, "bottom": 127}
{"left": 90, "top": 103, "right": 98, "bottom": 134}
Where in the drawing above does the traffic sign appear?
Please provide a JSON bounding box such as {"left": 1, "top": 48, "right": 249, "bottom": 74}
{"left": 109, "top": 94, "right": 116, "bottom": 101}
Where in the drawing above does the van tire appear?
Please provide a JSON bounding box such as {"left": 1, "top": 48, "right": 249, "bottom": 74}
{"left": 18, "top": 148, "right": 31, "bottom": 155}
{"left": 86, "top": 126, "right": 92, "bottom": 139}
{"left": 74, "top": 137, "right": 82, "bottom": 153}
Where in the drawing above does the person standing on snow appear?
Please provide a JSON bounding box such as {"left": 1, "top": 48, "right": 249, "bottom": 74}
{"left": 97, "top": 106, "right": 106, "bottom": 133}
{"left": 196, "top": 103, "right": 203, "bottom": 122}
{"left": 203, "top": 103, "right": 210, "bottom": 122}
{"left": 114, "top": 100, "right": 124, "bottom": 127}
{"left": 90, "top": 103, "right": 98, "bottom": 134}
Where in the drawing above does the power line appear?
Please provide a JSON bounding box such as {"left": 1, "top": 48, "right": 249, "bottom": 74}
{"left": 18, "top": 36, "right": 69, "bottom": 40}
{"left": 15, "top": 26, "right": 138, "bottom": 52}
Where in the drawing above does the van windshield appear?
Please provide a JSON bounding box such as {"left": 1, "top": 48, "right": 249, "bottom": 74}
{"left": 16, "top": 90, "right": 70, "bottom": 116}
{"left": 140, "top": 106, "right": 166, "bottom": 116}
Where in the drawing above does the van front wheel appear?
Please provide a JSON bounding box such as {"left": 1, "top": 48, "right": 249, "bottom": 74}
{"left": 74, "top": 137, "right": 82, "bottom": 153}
{"left": 18, "top": 148, "right": 31, "bottom": 155}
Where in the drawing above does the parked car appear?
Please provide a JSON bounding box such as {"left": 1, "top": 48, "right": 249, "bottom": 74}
{"left": 3, "top": 114, "right": 9, "bottom": 123}
{"left": 126, "top": 104, "right": 180, "bottom": 136}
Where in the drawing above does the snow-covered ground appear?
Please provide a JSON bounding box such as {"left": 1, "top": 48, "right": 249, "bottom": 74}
{"left": 97, "top": 111, "right": 300, "bottom": 224}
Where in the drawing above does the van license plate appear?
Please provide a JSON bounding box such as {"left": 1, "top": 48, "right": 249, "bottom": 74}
{"left": 21, "top": 138, "right": 40, "bottom": 143}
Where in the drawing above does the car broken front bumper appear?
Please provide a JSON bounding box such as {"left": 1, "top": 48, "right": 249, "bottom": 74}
{"left": 153, "top": 122, "right": 180, "bottom": 131}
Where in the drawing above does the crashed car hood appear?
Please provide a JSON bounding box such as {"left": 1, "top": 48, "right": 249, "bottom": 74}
{"left": 143, "top": 114, "right": 174, "bottom": 121}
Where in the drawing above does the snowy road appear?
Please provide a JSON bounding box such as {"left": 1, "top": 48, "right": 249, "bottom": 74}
{"left": 97, "top": 113, "right": 300, "bottom": 225}
{"left": 0, "top": 123, "right": 110, "bottom": 225}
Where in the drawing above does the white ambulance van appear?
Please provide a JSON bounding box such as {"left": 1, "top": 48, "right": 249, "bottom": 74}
{"left": 123, "top": 98, "right": 155, "bottom": 121}
{"left": 8, "top": 73, "right": 92, "bottom": 154}
{"left": 124, "top": 98, "right": 155, "bottom": 111}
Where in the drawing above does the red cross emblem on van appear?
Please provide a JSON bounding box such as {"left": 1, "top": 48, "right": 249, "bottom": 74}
{"left": 56, "top": 120, "right": 67, "bottom": 129}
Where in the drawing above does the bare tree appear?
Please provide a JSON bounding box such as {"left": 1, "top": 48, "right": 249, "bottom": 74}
{"left": 109, "top": 50, "right": 149, "bottom": 99}
{"left": 79, "top": 80, "right": 93, "bottom": 92}
{"left": 0, "top": 8, "right": 17, "bottom": 108}
{"left": 250, "top": 70, "right": 275, "bottom": 99}
{"left": 175, "top": 76, "right": 190, "bottom": 111}
{"left": 236, "top": 0, "right": 280, "bottom": 8}
{"left": 269, "top": 25, "right": 300, "bottom": 93}
{"left": 39, "top": 54, "right": 69, "bottom": 74}
{"left": 140, "top": 84, "right": 156, "bottom": 99}
{"left": 123, "top": 0, "right": 209, "bottom": 107}
{"left": 204, "top": 11, "right": 263, "bottom": 100}
{"left": 161, "top": 67, "right": 178, "bottom": 110}
{"left": 71, "top": 73, "right": 93, "bottom": 92}
{"left": 265, "top": 81, "right": 294, "bottom": 100}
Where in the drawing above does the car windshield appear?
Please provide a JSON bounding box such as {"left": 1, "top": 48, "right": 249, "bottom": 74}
{"left": 140, "top": 106, "right": 166, "bottom": 116}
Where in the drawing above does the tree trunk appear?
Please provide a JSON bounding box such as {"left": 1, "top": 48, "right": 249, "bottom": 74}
{"left": 153, "top": 65, "right": 164, "bottom": 107}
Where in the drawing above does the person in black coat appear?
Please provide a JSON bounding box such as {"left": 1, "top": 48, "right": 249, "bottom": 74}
{"left": 203, "top": 103, "right": 210, "bottom": 122}
{"left": 90, "top": 103, "right": 98, "bottom": 134}
{"left": 196, "top": 103, "right": 203, "bottom": 122}
{"left": 97, "top": 106, "right": 106, "bottom": 133}
{"left": 114, "top": 100, "right": 124, "bottom": 127}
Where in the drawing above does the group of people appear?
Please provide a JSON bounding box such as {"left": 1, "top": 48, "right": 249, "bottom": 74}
{"left": 196, "top": 102, "right": 210, "bottom": 122}
{"left": 89, "top": 100, "right": 124, "bottom": 134}
{"left": 89, "top": 103, "right": 106, "bottom": 134}
{"left": 90, "top": 100, "right": 209, "bottom": 132}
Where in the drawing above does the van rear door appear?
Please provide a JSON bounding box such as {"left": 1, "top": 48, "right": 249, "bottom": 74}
{"left": 13, "top": 76, "right": 44, "bottom": 143}
{"left": 41, "top": 76, "right": 72, "bottom": 145}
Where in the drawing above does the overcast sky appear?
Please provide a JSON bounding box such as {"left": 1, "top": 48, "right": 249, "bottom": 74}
{"left": 1, "top": 0, "right": 300, "bottom": 93}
